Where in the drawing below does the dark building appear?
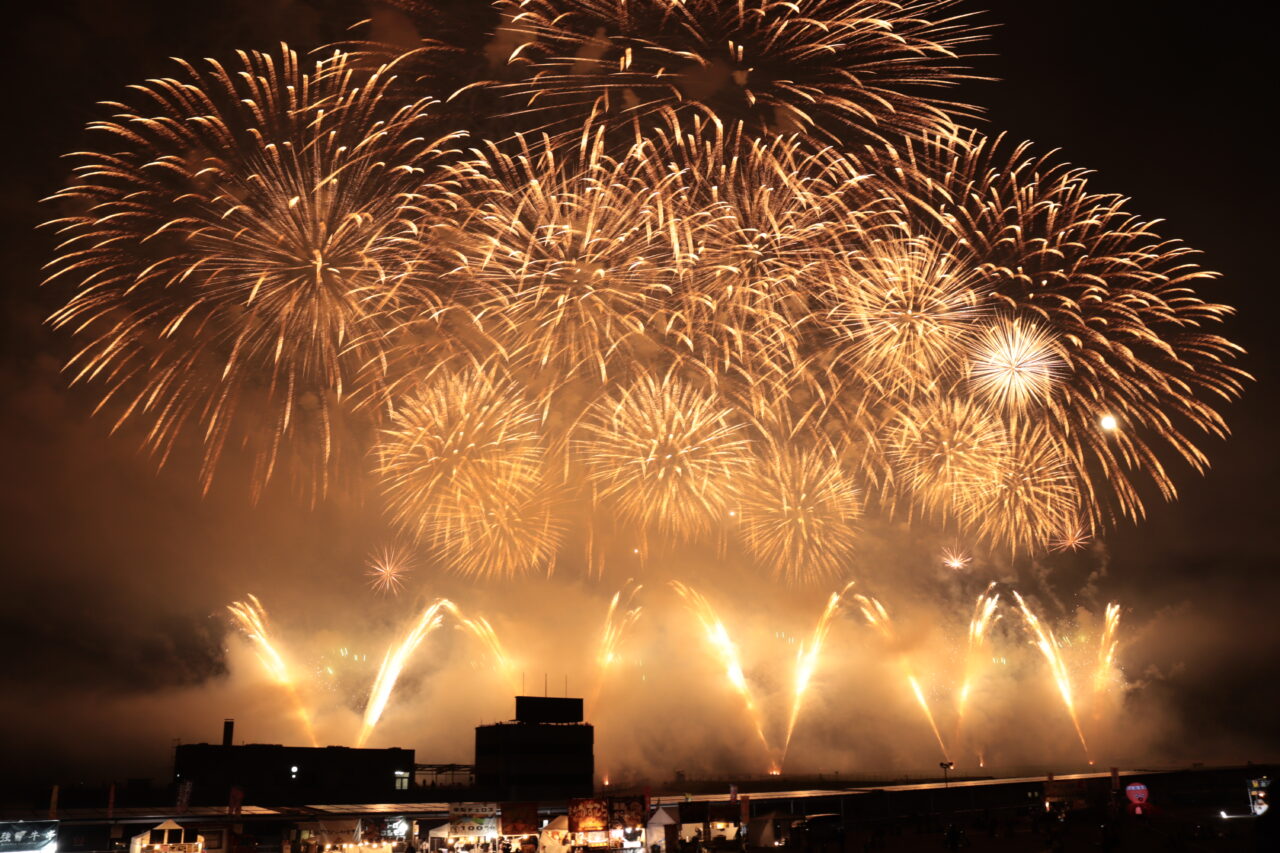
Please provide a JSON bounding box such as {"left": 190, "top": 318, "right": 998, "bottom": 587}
{"left": 173, "top": 720, "right": 414, "bottom": 805}
{"left": 475, "top": 697, "right": 593, "bottom": 801}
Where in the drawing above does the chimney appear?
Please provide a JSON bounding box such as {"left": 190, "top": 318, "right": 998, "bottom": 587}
{"left": 222, "top": 719, "right": 234, "bottom": 747}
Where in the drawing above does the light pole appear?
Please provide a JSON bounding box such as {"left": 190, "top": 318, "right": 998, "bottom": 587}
{"left": 940, "top": 762, "right": 956, "bottom": 848}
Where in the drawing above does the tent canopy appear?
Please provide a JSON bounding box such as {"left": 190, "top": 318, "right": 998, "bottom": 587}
{"left": 646, "top": 808, "right": 677, "bottom": 828}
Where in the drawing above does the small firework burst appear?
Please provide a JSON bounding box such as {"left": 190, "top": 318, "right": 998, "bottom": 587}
{"left": 1048, "top": 523, "right": 1093, "bottom": 553}
{"left": 968, "top": 316, "right": 1064, "bottom": 409}
{"left": 365, "top": 547, "right": 414, "bottom": 595}
{"left": 941, "top": 547, "right": 971, "bottom": 570}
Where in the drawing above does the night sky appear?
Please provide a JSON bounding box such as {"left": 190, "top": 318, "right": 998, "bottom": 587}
{"left": 0, "top": 0, "right": 1276, "bottom": 785}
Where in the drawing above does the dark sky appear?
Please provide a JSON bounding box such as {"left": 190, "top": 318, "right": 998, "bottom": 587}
{"left": 0, "top": 0, "right": 1276, "bottom": 785}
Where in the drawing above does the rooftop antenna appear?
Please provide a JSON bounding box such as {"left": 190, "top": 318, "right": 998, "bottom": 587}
{"left": 544, "top": 673, "right": 548, "bottom": 697}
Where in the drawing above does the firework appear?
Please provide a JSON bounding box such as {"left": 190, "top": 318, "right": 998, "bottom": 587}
{"left": 968, "top": 317, "right": 1064, "bottom": 410}
{"left": 955, "top": 584, "right": 1000, "bottom": 729}
{"left": 941, "top": 548, "right": 971, "bottom": 571}
{"left": 357, "top": 597, "right": 449, "bottom": 747}
{"left": 376, "top": 366, "right": 564, "bottom": 577}
{"left": 1012, "top": 591, "right": 1090, "bottom": 760}
{"left": 45, "top": 47, "right": 465, "bottom": 495}
{"left": 887, "top": 397, "right": 1007, "bottom": 524}
{"left": 855, "top": 593, "right": 950, "bottom": 761}
{"left": 737, "top": 437, "right": 861, "bottom": 585}
{"left": 578, "top": 373, "right": 751, "bottom": 540}
{"left": 1049, "top": 522, "right": 1093, "bottom": 553}
{"left": 365, "top": 546, "right": 413, "bottom": 595}
{"left": 447, "top": 130, "right": 686, "bottom": 382}
{"left": 782, "top": 581, "right": 855, "bottom": 760}
{"left": 588, "top": 581, "right": 644, "bottom": 714}
{"left": 846, "top": 130, "right": 1249, "bottom": 526}
{"left": 825, "top": 234, "right": 986, "bottom": 396}
{"left": 494, "top": 0, "right": 986, "bottom": 143}
{"left": 1092, "top": 602, "right": 1121, "bottom": 705}
{"left": 442, "top": 601, "right": 518, "bottom": 689}
{"left": 227, "top": 595, "right": 318, "bottom": 746}
{"left": 959, "top": 422, "right": 1081, "bottom": 554}
{"left": 670, "top": 580, "right": 774, "bottom": 765}
{"left": 46, "top": 6, "right": 1248, "bottom": 581}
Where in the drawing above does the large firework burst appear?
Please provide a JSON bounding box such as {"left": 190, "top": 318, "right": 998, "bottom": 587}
{"left": 494, "top": 0, "right": 986, "bottom": 143}
{"left": 577, "top": 371, "right": 751, "bottom": 540}
{"left": 44, "top": 47, "right": 465, "bottom": 495}
{"left": 375, "top": 366, "right": 548, "bottom": 547}
{"left": 842, "top": 131, "right": 1249, "bottom": 524}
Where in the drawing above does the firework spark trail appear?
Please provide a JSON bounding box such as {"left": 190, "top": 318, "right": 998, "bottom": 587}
{"left": 227, "top": 596, "right": 318, "bottom": 747}
{"left": 587, "top": 581, "right": 644, "bottom": 715}
{"left": 782, "top": 581, "right": 855, "bottom": 763}
{"left": 953, "top": 584, "right": 1000, "bottom": 756}
{"left": 441, "top": 601, "right": 518, "bottom": 690}
{"left": 957, "top": 584, "right": 1001, "bottom": 719}
{"left": 855, "top": 594, "right": 950, "bottom": 762}
{"left": 356, "top": 598, "right": 450, "bottom": 748}
{"left": 1012, "top": 591, "right": 1090, "bottom": 761}
{"left": 1092, "top": 602, "right": 1121, "bottom": 718}
{"left": 669, "top": 581, "right": 775, "bottom": 768}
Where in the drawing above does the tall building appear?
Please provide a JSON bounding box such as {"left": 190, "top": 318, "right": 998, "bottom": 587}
{"left": 474, "top": 697, "right": 593, "bottom": 801}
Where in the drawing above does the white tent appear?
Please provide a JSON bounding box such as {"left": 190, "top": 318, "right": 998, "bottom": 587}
{"left": 644, "top": 807, "right": 678, "bottom": 853}
{"left": 130, "top": 820, "right": 202, "bottom": 853}
{"left": 537, "top": 816, "right": 569, "bottom": 853}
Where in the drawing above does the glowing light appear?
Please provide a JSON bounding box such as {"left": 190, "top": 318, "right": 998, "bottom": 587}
{"left": 856, "top": 594, "right": 950, "bottom": 761}
{"left": 1013, "top": 592, "right": 1090, "bottom": 760}
{"left": 670, "top": 580, "right": 773, "bottom": 764}
{"left": 782, "top": 581, "right": 855, "bottom": 761}
{"left": 1100, "top": 414, "right": 1118, "bottom": 431}
{"left": 357, "top": 598, "right": 449, "bottom": 747}
{"left": 227, "top": 595, "right": 318, "bottom": 747}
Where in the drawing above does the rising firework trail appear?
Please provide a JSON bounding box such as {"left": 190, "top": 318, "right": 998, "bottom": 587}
{"left": 856, "top": 594, "right": 950, "bottom": 762}
{"left": 357, "top": 598, "right": 450, "bottom": 747}
{"left": 954, "top": 584, "right": 1001, "bottom": 757}
{"left": 1092, "top": 603, "right": 1122, "bottom": 718}
{"left": 227, "top": 596, "right": 318, "bottom": 747}
{"left": 957, "top": 584, "right": 1001, "bottom": 720}
{"left": 441, "top": 600, "right": 518, "bottom": 690}
{"left": 587, "top": 581, "right": 644, "bottom": 715}
{"left": 670, "top": 581, "right": 775, "bottom": 768}
{"left": 1012, "top": 591, "right": 1090, "bottom": 761}
{"left": 782, "top": 581, "right": 856, "bottom": 762}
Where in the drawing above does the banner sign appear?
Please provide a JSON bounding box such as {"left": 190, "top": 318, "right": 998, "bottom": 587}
{"left": 450, "top": 804, "right": 499, "bottom": 837}
{"left": 607, "top": 798, "right": 646, "bottom": 831}
{"left": 567, "top": 799, "right": 608, "bottom": 834}
{"left": 500, "top": 803, "right": 540, "bottom": 837}
{"left": 0, "top": 823, "right": 59, "bottom": 853}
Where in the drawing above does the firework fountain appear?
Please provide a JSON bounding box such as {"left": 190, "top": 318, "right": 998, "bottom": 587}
{"left": 226, "top": 596, "right": 319, "bottom": 747}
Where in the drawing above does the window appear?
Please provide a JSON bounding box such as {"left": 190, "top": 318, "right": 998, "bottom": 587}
{"left": 394, "top": 770, "right": 410, "bottom": 790}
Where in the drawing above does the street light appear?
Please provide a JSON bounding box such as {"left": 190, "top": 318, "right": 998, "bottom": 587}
{"left": 940, "top": 761, "right": 954, "bottom": 788}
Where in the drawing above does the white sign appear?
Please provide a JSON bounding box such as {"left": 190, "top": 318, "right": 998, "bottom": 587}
{"left": 449, "top": 804, "right": 498, "bottom": 837}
